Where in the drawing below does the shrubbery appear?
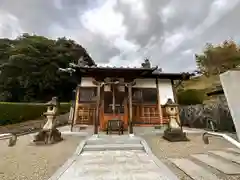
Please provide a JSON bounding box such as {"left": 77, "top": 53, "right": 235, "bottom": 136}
{"left": 0, "top": 102, "right": 71, "bottom": 125}
{"left": 177, "top": 89, "right": 205, "bottom": 105}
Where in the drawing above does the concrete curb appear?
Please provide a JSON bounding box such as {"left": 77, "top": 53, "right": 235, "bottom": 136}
{"left": 61, "top": 131, "right": 90, "bottom": 137}
{"left": 48, "top": 137, "right": 88, "bottom": 180}
{"left": 139, "top": 137, "right": 180, "bottom": 180}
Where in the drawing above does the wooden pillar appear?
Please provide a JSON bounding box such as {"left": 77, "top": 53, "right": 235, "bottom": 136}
{"left": 156, "top": 78, "right": 163, "bottom": 125}
{"left": 171, "top": 79, "right": 178, "bottom": 103}
{"left": 94, "top": 84, "right": 101, "bottom": 135}
{"left": 112, "top": 85, "right": 115, "bottom": 115}
{"left": 73, "top": 86, "right": 80, "bottom": 126}
{"left": 70, "top": 101, "right": 75, "bottom": 132}
{"left": 128, "top": 83, "right": 133, "bottom": 134}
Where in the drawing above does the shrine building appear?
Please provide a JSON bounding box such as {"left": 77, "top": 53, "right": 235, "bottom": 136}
{"left": 69, "top": 64, "right": 190, "bottom": 134}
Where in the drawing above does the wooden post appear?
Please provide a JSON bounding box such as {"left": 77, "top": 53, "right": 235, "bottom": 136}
{"left": 73, "top": 86, "right": 80, "bottom": 127}
{"left": 128, "top": 83, "right": 133, "bottom": 134}
{"left": 94, "top": 84, "right": 101, "bottom": 135}
{"left": 156, "top": 78, "right": 163, "bottom": 125}
{"left": 171, "top": 79, "right": 178, "bottom": 103}
{"left": 112, "top": 85, "right": 115, "bottom": 115}
{"left": 70, "top": 101, "right": 75, "bottom": 132}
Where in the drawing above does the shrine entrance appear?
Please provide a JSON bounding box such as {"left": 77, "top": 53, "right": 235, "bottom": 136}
{"left": 100, "top": 84, "right": 128, "bottom": 130}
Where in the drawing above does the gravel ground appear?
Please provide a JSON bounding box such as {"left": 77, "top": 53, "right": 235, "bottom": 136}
{"left": 142, "top": 133, "right": 240, "bottom": 180}
{"left": 0, "top": 134, "right": 83, "bottom": 180}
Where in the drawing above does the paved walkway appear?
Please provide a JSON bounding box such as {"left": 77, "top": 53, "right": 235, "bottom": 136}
{"left": 49, "top": 135, "right": 179, "bottom": 180}
{"left": 169, "top": 147, "right": 240, "bottom": 179}
{"left": 49, "top": 132, "right": 240, "bottom": 180}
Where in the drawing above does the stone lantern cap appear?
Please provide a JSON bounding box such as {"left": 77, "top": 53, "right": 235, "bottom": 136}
{"left": 45, "top": 97, "right": 59, "bottom": 107}
{"left": 163, "top": 98, "right": 178, "bottom": 107}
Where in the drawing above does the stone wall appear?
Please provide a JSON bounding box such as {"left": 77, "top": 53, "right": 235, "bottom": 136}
{"left": 179, "top": 95, "right": 235, "bottom": 132}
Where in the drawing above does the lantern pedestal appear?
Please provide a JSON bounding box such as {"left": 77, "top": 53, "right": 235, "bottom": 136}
{"left": 33, "top": 97, "right": 63, "bottom": 145}
{"left": 163, "top": 128, "right": 188, "bottom": 142}
{"left": 162, "top": 98, "right": 189, "bottom": 142}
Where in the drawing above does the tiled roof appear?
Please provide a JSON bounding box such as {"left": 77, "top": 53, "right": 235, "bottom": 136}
{"left": 75, "top": 63, "right": 159, "bottom": 71}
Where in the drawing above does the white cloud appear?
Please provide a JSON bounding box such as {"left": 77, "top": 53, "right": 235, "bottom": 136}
{"left": 120, "top": 0, "right": 147, "bottom": 19}
{"left": 0, "top": 11, "right": 23, "bottom": 39}
{"left": 1, "top": 0, "right": 240, "bottom": 73}
{"left": 161, "top": 28, "right": 189, "bottom": 53}
{"left": 106, "top": 54, "right": 142, "bottom": 67}
{"left": 160, "top": 2, "right": 175, "bottom": 23}
{"left": 53, "top": 0, "right": 63, "bottom": 10}
{"left": 212, "top": 0, "right": 228, "bottom": 9}
{"left": 80, "top": 0, "right": 126, "bottom": 38}
{"left": 113, "top": 37, "right": 139, "bottom": 52}
{"left": 190, "top": 0, "right": 240, "bottom": 38}
{"left": 181, "top": 49, "right": 193, "bottom": 55}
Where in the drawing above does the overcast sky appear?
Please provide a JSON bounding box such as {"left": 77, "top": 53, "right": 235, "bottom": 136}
{"left": 0, "top": 0, "right": 240, "bottom": 72}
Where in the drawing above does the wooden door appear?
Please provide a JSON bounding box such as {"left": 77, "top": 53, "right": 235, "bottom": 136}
{"left": 100, "top": 88, "right": 128, "bottom": 130}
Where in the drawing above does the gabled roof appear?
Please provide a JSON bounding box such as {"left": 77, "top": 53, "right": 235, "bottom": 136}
{"left": 68, "top": 63, "right": 191, "bottom": 80}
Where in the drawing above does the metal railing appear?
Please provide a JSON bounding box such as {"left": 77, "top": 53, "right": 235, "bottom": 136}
{"left": 0, "top": 133, "right": 17, "bottom": 147}
{"left": 203, "top": 131, "right": 240, "bottom": 149}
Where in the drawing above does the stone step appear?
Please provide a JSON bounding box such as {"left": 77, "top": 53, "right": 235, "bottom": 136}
{"left": 83, "top": 144, "right": 144, "bottom": 151}
{"left": 169, "top": 158, "right": 220, "bottom": 180}
{"left": 191, "top": 154, "right": 240, "bottom": 175}
{"left": 86, "top": 139, "right": 141, "bottom": 145}
{"left": 209, "top": 150, "right": 240, "bottom": 165}
{"left": 226, "top": 148, "right": 240, "bottom": 154}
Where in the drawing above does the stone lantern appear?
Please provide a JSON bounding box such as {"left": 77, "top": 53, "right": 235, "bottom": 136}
{"left": 162, "top": 98, "right": 188, "bottom": 142}
{"left": 33, "top": 97, "right": 63, "bottom": 144}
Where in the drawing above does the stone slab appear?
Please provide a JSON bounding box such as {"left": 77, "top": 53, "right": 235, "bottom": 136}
{"left": 220, "top": 71, "right": 240, "bottom": 140}
{"left": 191, "top": 154, "right": 240, "bottom": 175}
{"left": 209, "top": 150, "right": 240, "bottom": 164}
{"left": 57, "top": 150, "right": 177, "bottom": 180}
{"left": 169, "top": 158, "right": 219, "bottom": 180}
{"left": 226, "top": 148, "right": 240, "bottom": 154}
{"left": 86, "top": 139, "right": 141, "bottom": 145}
{"left": 83, "top": 144, "right": 144, "bottom": 151}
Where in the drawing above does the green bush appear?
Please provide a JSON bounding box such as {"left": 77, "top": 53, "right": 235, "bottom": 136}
{"left": 177, "top": 89, "right": 204, "bottom": 105}
{"left": 58, "top": 103, "right": 71, "bottom": 114}
{"left": 0, "top": 102, "right": 71, "bottom": 125}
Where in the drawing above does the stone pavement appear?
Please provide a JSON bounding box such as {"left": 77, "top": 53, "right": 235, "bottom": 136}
{"left": 49, "top": 134, "right": 240, "bottom": 180}
{"left": 169, "top": 147, "right": 240, "bottom": 179}
{"left": 49, "top": 135, "right": 179, "bottom": 180}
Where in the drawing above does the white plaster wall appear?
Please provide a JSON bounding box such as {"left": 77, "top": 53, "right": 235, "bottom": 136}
{"left": 158, "top": 79, "right": 174, "bottom": 105}
{"left": 133, "top": 78, "right": 156, "bottom": 88}
{"left": 80, "top": 77, "right": 96, "bottom": 87}
{"left": 133, "top": 78, "right": 174, "bottom": 105}
{"left": 79, "top": 77, "right": 174, "bottom": 105}
{"left": 220, "top": 70, "right": 240, "bottom": 140}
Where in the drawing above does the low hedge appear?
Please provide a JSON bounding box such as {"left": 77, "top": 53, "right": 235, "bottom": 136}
{"left": 0, "top": 102, "right": 71, "bottom": 125}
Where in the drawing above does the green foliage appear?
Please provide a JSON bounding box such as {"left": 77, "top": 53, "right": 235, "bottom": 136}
{"left": 58, "top": 103, "right": 71, "bottom": 114}
{"left": 177, "top": 89, "right": 205, "bottom": 105}
{"left": 0, "top": 102, "right": 70, "bottom": 125}
{"left": 0, "top": 34, "right": 94, "bottom": 102}
{"left": 196, "top": 40, "right": 240, "bottom": 76}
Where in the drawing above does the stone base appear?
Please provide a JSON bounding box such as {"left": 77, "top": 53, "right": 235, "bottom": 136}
{"left": 163, "top": 128, "right": 189, "bottom": 142}
{"left": 33, "top": 128, "right": 63, "bottom": 145}
{"left": 129, "top": 133, "right": 135, "bottom": 137}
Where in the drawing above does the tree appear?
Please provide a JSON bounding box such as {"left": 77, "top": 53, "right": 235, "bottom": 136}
{"left": 195, "top": 40, "right": 240, "bottom": 76}
{"left": 0, "top": 34, "right": 94, "bottom": 102}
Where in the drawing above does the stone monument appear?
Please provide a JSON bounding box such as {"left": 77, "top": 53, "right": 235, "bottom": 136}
{"left": 33, "top": 97, "right": 63, "bottom": 144}
{"left": 220, "top": 70, "right": 240, "bottom": 140}
{"left": 162, "top": 98, "right": 188, "bottom": 142}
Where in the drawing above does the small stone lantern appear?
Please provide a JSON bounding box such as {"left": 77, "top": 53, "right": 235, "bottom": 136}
{"left": 33, "top": 97, "right": 63, "bottom": 144}
{"left": 162, "top": 98, "right": 188, "bottom": 142}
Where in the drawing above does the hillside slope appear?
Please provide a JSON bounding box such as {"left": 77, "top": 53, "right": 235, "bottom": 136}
{"left": 182, "top": 75, "right": 220, "bottom": 91}
{"left": 180, "top": 75, "right": 221, "bottom": 102}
